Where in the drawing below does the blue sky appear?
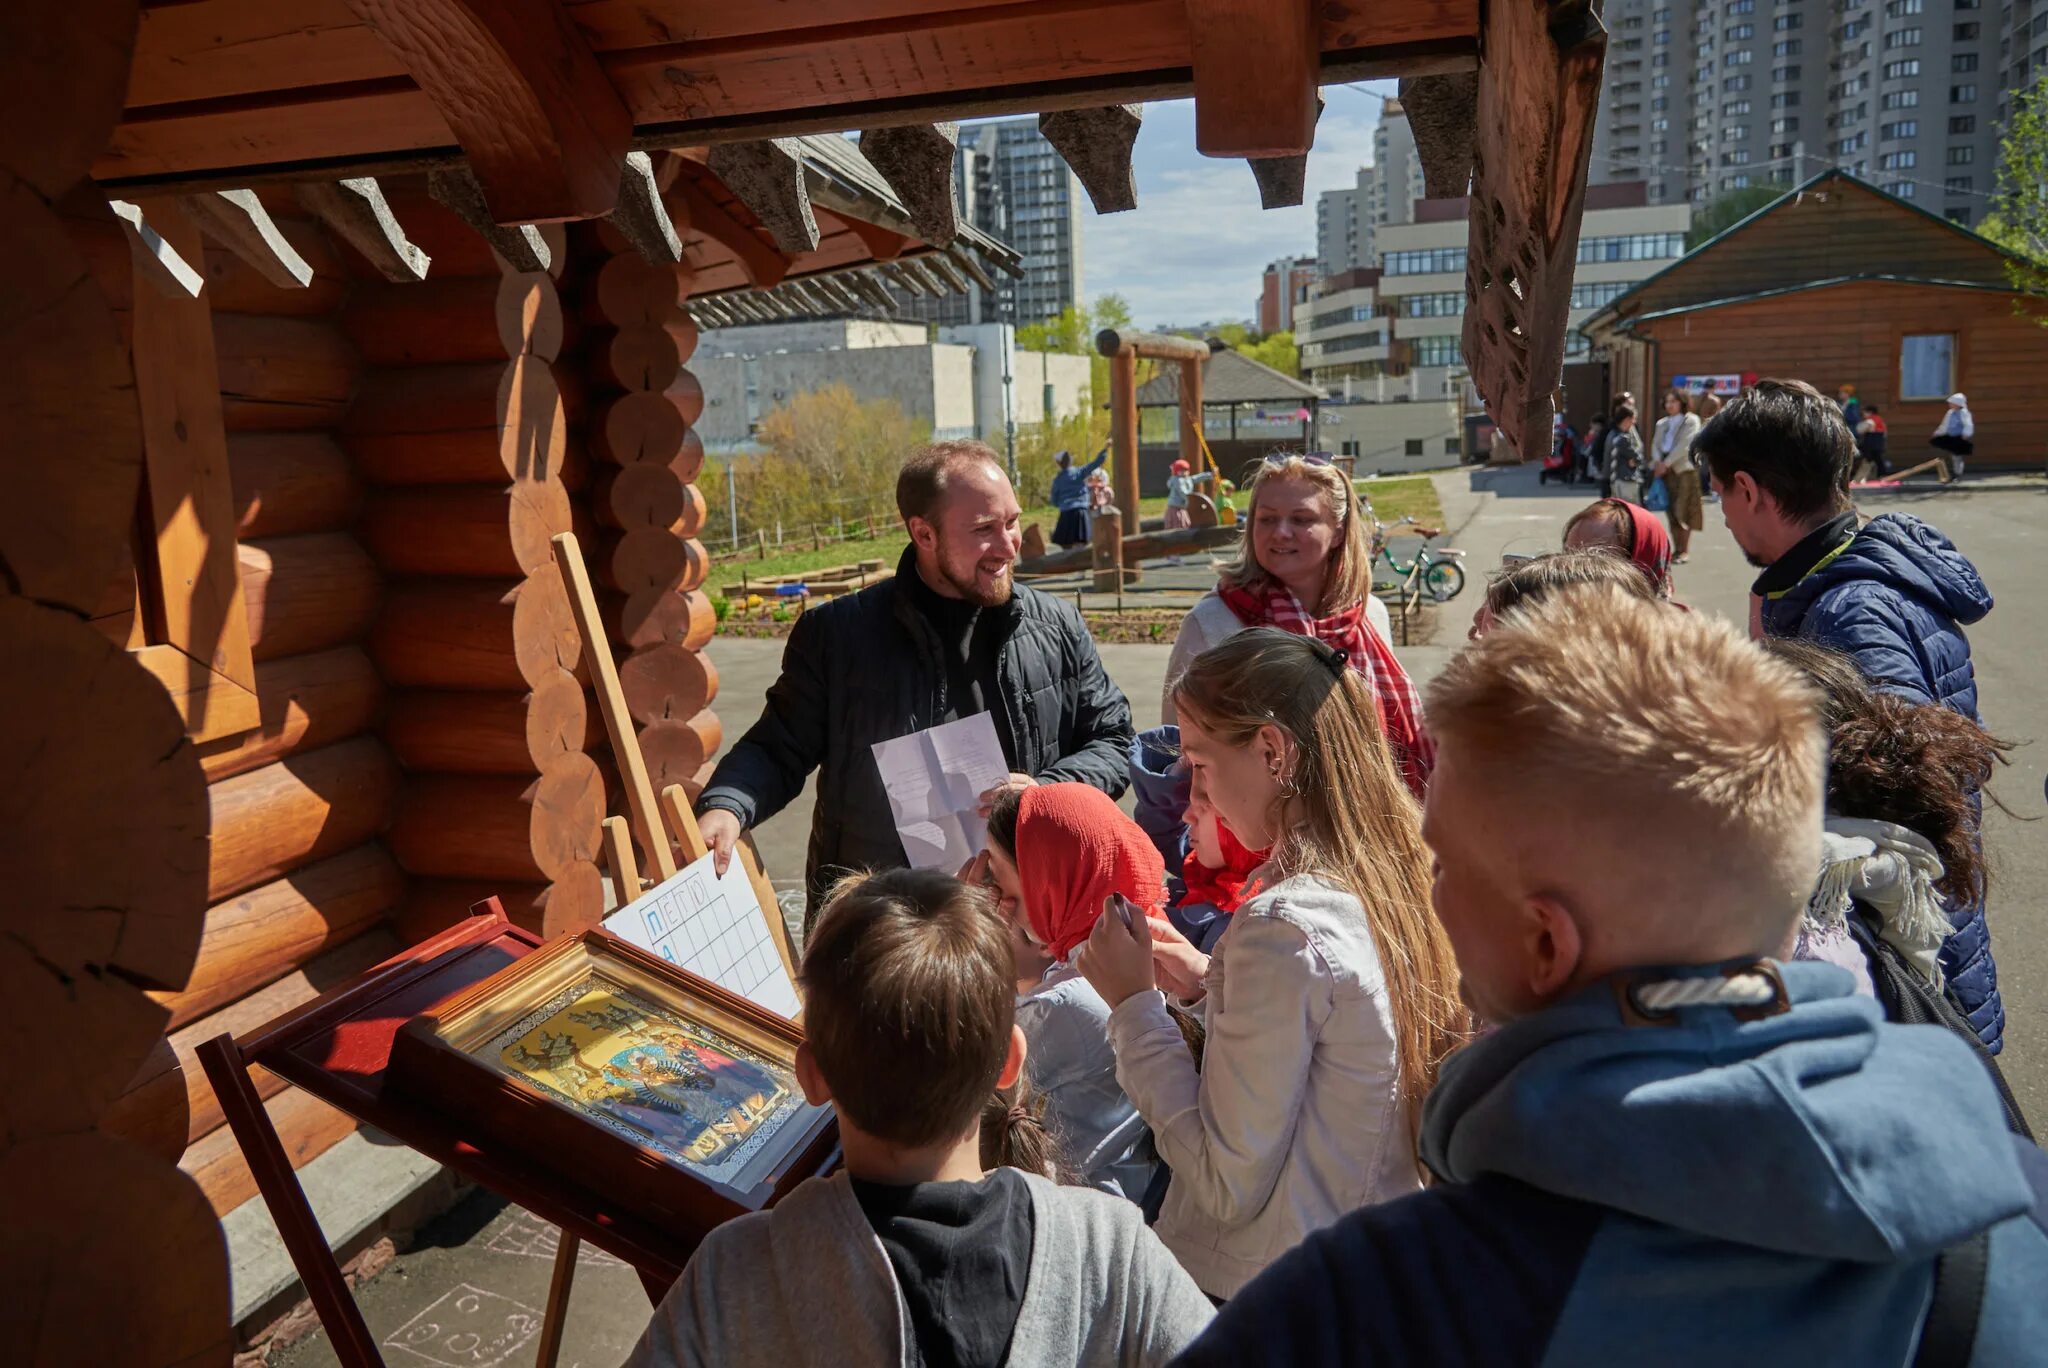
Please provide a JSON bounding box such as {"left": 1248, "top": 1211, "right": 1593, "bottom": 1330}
{"left": 1064, "top": 82, "right": 1397, "bottom": 329}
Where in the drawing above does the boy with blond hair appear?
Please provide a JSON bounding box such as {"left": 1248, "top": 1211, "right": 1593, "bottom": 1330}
{"left": 628, "top": 868, "right": 1210, "bottom": 1368}
{"left": 1177, "top": 585, "right": 2047, "bottom": 1366}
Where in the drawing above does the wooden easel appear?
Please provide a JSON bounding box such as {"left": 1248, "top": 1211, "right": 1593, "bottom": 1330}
{"left": 528, "top": 531, "right": 799, "bottom": 1367}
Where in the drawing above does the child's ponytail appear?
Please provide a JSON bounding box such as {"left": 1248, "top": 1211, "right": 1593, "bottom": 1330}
{"left": 979, "top": 1080, "right": 1068, "bottom": 1182}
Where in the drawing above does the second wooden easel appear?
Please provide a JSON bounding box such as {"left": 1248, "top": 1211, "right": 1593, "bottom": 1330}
{"left": 527, "top": 530, "right": 800, "bottom": 1368}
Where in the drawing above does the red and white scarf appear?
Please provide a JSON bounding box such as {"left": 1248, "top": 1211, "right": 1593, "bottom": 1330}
{"left": 1217, "top": 583, "right": 1435, "bottom": 799}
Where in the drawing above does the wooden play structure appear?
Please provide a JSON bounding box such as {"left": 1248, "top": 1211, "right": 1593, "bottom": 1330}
{"left": 4, "top": 0, "right": 1607, "bottom": 1358}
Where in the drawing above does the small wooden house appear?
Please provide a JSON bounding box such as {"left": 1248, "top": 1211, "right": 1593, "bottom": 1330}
{"left": 3, "top": 0, "right": 1612, "bottom": 1358}
{"left": 1585, "top": 172, "right": 2048, "bottom": 468}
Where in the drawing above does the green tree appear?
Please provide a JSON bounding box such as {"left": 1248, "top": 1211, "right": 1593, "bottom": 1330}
{"left": 1237, "top": 330, "right": 1298, "bottom": 376}
{"left": 1978, "top": 80, "right": 2048, "bottom": 316}
{"left": 710, "top": 385, "right": 930, "bottom": 545}
{"left": 1686, "top": 185, "right": 1785, "bottom": 248}
{"left": 1018, "top": 294, "right": 1135, "bottom": 397}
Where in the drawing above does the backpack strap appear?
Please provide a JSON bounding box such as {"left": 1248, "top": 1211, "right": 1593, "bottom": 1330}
{"left": 1911, "top": 1227, "right": 1991, "bottom": 1368}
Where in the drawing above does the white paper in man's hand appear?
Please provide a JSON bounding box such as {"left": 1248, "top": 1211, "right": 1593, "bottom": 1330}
{"left": 871, "top": 713, "right": 1011, "bottom": 871}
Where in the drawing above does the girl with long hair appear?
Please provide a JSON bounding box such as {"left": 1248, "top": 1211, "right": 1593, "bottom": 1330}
{"left": 1078, "top": 628, "right": 1469, "bottom": 1299}
{"left": 1162, "top": 453, "right": 1432, "bottom": 797}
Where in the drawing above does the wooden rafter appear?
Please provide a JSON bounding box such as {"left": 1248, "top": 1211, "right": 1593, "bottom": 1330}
{"left": 341, "top": 0, "right": 632, "bottom": 223}
{"left": 1186, "top": 0, "right": 1318, "bottom": 157}
{"left": 96, "top": 0, "right": 1480, "bottom": 192}
{"left": 814, "top": 207, "right": 907, "bottom": 262}
{"left": 665, "top": 171, "right": 789, "bottom": 288}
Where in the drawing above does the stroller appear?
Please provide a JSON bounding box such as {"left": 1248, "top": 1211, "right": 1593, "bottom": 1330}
{"left": 1538, "top": 423, "right": 1578, "bottom": 486}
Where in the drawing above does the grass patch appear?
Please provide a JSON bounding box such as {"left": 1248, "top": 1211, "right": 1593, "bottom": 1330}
{"left": 708, "top": 475, "right": 1451, "bottom": 594}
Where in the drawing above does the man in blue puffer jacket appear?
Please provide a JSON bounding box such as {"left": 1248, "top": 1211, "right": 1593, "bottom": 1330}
{"left": 1694, "top": 378, "right": 2001, "bottom": 1051}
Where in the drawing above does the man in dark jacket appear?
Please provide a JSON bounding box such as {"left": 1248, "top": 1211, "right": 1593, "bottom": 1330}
{"left": 1175, "top": 590, "right": 2047, "bottom": 1368}
{"left": 697, "top": 440, "right": 1134, "bottom": 913}
{"left": 1694, "top": 378, "right": 2001, "bottom": 1051}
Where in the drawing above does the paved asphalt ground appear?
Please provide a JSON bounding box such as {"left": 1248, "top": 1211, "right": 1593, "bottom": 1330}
{"left": 280, "top": 462, "right": 2043, "bottom": 1368}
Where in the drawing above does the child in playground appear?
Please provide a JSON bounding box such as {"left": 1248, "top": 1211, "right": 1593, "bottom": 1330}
{"left": 977, "top": 783, "right": 1169, "bottom": 1204}
{"left": 628, "top": 867, "right": 1211, "bottom": 1367}
{"left": 1162, "top": 459, "right": 1215, "bottom": 531}
{"left": 1087, "top": 466, "right": 1113, "bottom": 515}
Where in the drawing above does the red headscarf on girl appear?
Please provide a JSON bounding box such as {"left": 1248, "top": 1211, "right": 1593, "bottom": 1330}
{"left": 1013, "top": 784, "right": 1168, "bottom": 961}
{"left": 1619, "top": 499, "right": 1674, "bottom": 595}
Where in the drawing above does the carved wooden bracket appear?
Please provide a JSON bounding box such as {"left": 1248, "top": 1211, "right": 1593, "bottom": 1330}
{"left": 344, "top": 0, "right": 632, "bottom": 223}
{"left": 294, "top": 178, "right": 429, "bottom": 282}
{"left": 707, "top": 140, "right": 820, "bottom": 255}
{"left": 856, "top": 124, "right": 960, "bottom": 246}
{"left": 1401, "top": 74, "right": 1479, "bottom": 199}
{"left": 1039, "top": 106, "right": 1142, "bottom": 213}
{"left": 1460, "top": 0, "right": 1606, "bottom": 461}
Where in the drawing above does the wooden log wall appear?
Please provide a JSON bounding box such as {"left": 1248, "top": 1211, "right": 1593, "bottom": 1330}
{"left": 0, "top": 7, "right": 230, "bottom": 1359}
{"left": 86, "top": 191, "right": 412, "bottom": 1225}
{"left": 362, "top": 191, "right": 608, "bottom": 945}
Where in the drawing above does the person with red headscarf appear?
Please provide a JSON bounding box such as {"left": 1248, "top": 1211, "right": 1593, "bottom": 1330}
{"left": 972, "top": 783, "right": 1167, "bottom": 1203}
{"left": 1563, "top": 497, "right": 1678, "bottom": 600}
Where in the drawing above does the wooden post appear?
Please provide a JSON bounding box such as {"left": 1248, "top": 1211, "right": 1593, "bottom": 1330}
{"left": 1179, "top": 356, "right": 1206, "bottom": 475}
{"left": 1090, "top": 507, "right": 1124, "bottom": 594}
{"left": 1111, "top": 351, "right": 1139, "bottom": 518}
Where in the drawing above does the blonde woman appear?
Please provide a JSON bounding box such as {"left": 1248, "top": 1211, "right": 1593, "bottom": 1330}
{"left": 1079, "top": 628, "right": 1468, "bottom": 1300}
{"left": 1163, "top": 454, "right": 1428, "bottom": 795}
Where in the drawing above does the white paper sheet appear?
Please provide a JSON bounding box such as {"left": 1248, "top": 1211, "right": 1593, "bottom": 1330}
{"left": 603, "top": 850, "right": 802, "bottom": 1020}
{"left": 870, "top": 712, "right": 1012, "bottom": 872}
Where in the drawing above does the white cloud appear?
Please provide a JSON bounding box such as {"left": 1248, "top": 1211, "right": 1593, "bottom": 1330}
{"left": 1078, "top": 84, "right": 1395, "bottom": 328}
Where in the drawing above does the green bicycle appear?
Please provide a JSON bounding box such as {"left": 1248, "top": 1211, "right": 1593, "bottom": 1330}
{"left": 1371, "top": 515, "right": 1468, "bottom": 603}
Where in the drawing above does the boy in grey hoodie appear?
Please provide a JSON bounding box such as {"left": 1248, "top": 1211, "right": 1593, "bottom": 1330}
{"left": 627, "top": 868, "right": 1211, "bottom": 1368}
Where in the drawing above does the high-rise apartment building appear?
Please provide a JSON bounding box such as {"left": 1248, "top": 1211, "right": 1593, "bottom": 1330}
{"left": 897, "top": 118, "right": 1086, "bottom": 327}
{"left": 1589, "top": 0, "right": 2006, "bottom": 226}
{"left": 1314, "top": 97, "right": 1428, "bottom": 275}
{"left": 1997, "top": 0, "right": 2047, "bottom": 126}
{"left": 1259, "top": 256, "right": 1319, "bottom": 333}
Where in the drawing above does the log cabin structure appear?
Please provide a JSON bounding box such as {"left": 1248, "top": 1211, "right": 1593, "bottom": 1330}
{"left": 1584, "top": 172, "right": 2048, "bottom": 469}
{"left": 3, "top": 1, "right": 1606, "bottom": 1359}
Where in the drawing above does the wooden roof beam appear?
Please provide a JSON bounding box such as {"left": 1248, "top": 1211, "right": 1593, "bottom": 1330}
{"left": 1038, "top": 107, "right": 1142, "bottom": 214}
{"left": 707, "top": 140, "right": 819, "bottom": 254}
{"left": 665, "top": 173, "right": 790, "bottom": 289}
{"left": 845, "top": 271, "right": 899, "bottom": 315}
{"left": 1187, "top": 0, "right": 1319, "bottom": 157}
{"left": 898, "top": 259, "right": 947, "bottom": 296}
{"left": 178, "top": 188, "right": 313, "bottom": 289}
{"left": 813, "top": 206, "right": 908, "bottom": 263}
{"left": 108, "top": 199, "right": 206, "bottom": 298}
{"left": 922, "top": 254, "right": 970, "bottom": 294}
{"left": 342, "top": 0, "right": 630, "bottom": 223}
{"left": 856, "top": 124, "right": 960, "bottom": 246}
{"left": 293, "top": 178, "right": 428, "bottom": 282}
{"left": 426, "top": 166, "right": 552, "bottom": 273}
{"left": 607, "top": 151, "right": 683, "bottom": 264}
{"left": 944, "top": 246, "right": 996, "bottom": 293}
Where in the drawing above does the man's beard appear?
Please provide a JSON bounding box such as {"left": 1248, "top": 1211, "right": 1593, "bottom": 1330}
{"left": 937, "top": 546, "right": 1013, "bottom": 607}
{"left": 1742, "top": 547, "right": 1768, "bottom": 569}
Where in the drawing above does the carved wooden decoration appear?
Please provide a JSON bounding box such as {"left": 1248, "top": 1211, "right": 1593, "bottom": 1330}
{"left": 1461, "top": 0, "right": 1606, "bottom": 461}
{"left": 429, "top": 166, "right": 552, "bottom": 273}
{"left": 343, "top": 0, "right": 632, "bottom": 224}
{"left": 109, "top": 198, "right": 205, "bottom": 297}
{"left": 295, "top": 178, "right": 430, "bottom": 282}
{"left": 1038, "top": 107, "right": 1142, "bottom": 213}
{"left": 665, "top": 171, "right": 790, "bottom": 289}
{"left": 945, "top": 246, "right": 997, "bottom": 292}
{"left": 609, "top": 152, "right": 683, "bottom": 265}
{"left": 179, "top": 189, "right": 315, "bottom": 290}
{"left": 707, "top": 140, "right": 820, "bottom": 254}
{"left": 1402, "top": 73, "right": 1480, "bottom": 198}
{"left": 856, "top": 124, "right": 960, "bottom": 245}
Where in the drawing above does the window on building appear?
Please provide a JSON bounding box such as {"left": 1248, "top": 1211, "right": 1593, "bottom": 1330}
{"left": 1775, "top": 12, "right": 1803, "bottom": 28}
{"left": 1945, "top": 175, "right": 1974, "bottom": 191}
{"left": 1952, "top": 52, "right": 1978, "bottom": 70}
{"left": 1883, "top": 26, "right": 1921, "bottom": 46}
{"left": 1884, "top": 0, "right": 1922, "bottom": 14}
{"left": 1775, "top": 39, "right": 1802, "bottom": 54}
{"left": 1882, "top": 179, "right": 1918, "bottom": 197}
{"left": 1951, "top": 83, "right": 1976, "bottom": 101}
{"left": 1899, "top": 334, "right": 1954, "bottom": 399}
{"left": 1881, "top": 119, "right": 1919, "bottom": 138}
{"left": 1772, "top": 116, "right": 1800, "bottom": 131}
{"left": 1727, "top": 22, "right": 1756, "bottom": 39}
{"left": 1773, "top": 64, "right": 1803, "bottom": 79}
{"left": 1947, "top": 145, "right": 1974, "bottom": 164}
{"left": 1947, "top": 207, "right": 1973, "bottom": 225}
{"left": 1402, "top": 292, "right": 1466, "bottom": 318}
{"left": 1725, "top": 74, "right": 1753, "bottom": 89}
{"left": 1569, "top": 280, "right": 1632, "bottom": 309}
{"left": 1445, "top": 437, "right": 1463, "bottom": 456}
{"left": 1879, "top": 150, "right": 1918, "bottom": 168}
{"left": 1882, "top": 89, "right": 1920, "bottom": 107}
{"left": 1654, "top": 51, "right": 1673, "bottom": 65}
{"left": 1730, "top": 0, "right": 1754, "bottom": 11}
{"left": 1954, "top": 21, "right": 1979, "bottom": 39}
{"left": 1404, "top": 439, "right": 1425, "bottom": 456}
{"left": 1409, "top": 337, "right": 1464, "bottom": 368}
{"left": 1883, "top": 58, "right": 1921, "bottom": 76}
{"left": 1728, "top": 48, "right": 1754, "bottom": 64}
{"left": 1724, "top": 148, "right": 1755, "bottom": 164}
{"left": 1576, "top": 232, "right": 1690, "bottom": 262}
{"left": 1724, "top": 99, "right": 1753, "bottom": 115}
{"left": 1383, "top": 248, "right": 1468, "bottom": 275}
{"left": 1773, "top": 90, "right": 1802, "bottom": 106}
{"left": 1724, "top": 123, "right": 1751, "bottom": 140}
{"left": 1950, "top": 114, "right": 1975, "bottom": 133}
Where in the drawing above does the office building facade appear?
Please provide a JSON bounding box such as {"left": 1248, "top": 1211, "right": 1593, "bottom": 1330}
{"left": 897, "top": 118, "right": 1086, "bottom": 327}
{"left": 1589, "top": 0, "right": 2010, "bottom": 226}
{"left": 1258, "top": 255, "right": 1320, "bottom": 333}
